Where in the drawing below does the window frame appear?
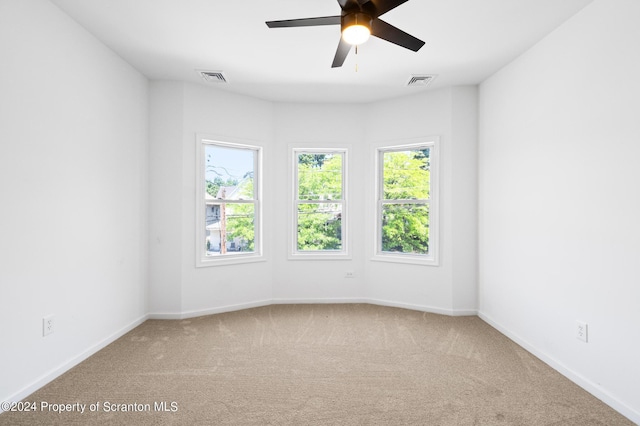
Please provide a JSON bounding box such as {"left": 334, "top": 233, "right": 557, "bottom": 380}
{"left": 290, "top": 146, "right": 350, "bottom": 260}
{"left": 196, "top": 135, "right": 264, "bottom": 267}
{"left": 372, "top": 139, "right": 439, "bottom": 266}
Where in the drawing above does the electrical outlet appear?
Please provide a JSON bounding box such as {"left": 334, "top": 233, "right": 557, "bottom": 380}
{"left": 345, "top": 271, "right": 355, "bottom": 278}
{"left": 576, "top": 321, "right": 588, "bottom": 343}
{"left": 43, "top": 315, "right": 54, "bottom": 337}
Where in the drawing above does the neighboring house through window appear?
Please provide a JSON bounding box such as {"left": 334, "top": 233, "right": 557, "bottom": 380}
{"left": 196, "top": 136, "right": 262, "bottom": 266}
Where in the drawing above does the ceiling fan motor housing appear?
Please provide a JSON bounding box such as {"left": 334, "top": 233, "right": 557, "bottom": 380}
{"left": 341, "top": 12, "right": 373, "bottom": 31}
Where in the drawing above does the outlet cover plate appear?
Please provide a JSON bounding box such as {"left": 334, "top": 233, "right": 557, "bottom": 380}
{"left": 576, "top": 320, "right": 588, "bottom": 342}
{"left": 43, "top": 315, "right": 54, "bottom": 336}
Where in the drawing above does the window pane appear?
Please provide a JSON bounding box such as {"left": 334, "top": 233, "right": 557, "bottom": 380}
{"left": 205, "top": 203, "right": 255, "bottom": 255}
{"left": 297, "top": 153, "right": 343, "bottom": 200}
{"left": 205, "top": 145, "right": 255, "bottom": 200}
{"left": 381, "top": 204, "right": 429, "bottom": 255}
{"left": 297, "top": 203, "right": 342, "bottom": 251}
{"left": 383, "top": 149, "right": 430, "bottom": 200}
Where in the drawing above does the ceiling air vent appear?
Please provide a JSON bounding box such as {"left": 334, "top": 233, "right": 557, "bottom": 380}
{"left": 197, "top": 70, "right": 228, "bottom": 83}
{"left": 407, "top": 74, "right": 436, "bottom": 87}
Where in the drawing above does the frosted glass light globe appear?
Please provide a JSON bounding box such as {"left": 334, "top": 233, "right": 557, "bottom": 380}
{"left": 342, "top": 25, "right": 371, "bottom": 45}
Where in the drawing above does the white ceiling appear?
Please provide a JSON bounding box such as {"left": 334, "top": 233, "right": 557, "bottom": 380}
{"left": 50, "top": 0, "right": 593, "bottom": 103}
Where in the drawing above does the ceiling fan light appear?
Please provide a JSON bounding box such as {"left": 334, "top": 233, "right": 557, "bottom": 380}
{"left": 341, "top": 12, "right": 372, "bottom": 45}
{"left": 342, "top": 25, "right": 370, "bottom": 45}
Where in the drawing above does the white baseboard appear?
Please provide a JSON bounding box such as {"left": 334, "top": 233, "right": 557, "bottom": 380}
{"left": 150, "top": 298, "right": 478, "bottom": 319}
{"left": 1, "top": 314, "right": 148, "bottom": 414}
{"left": 146, "top": 311, "right": 184, "bottom": 320}
{"left": 368, "top": 298, "right": 477, "bottom": 316}
{"left": 478, "top": 311, "right": 640, "bottom": 425}
{"left": 149, "top": 299, "right": 273, "bottom": 320}
{"left": 273, "top": 297, "right": 477, "bottom": 316}
{"left": 272, "top": 297, "right": 369, "bottom": 305}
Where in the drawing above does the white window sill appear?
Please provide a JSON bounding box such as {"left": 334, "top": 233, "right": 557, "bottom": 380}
{"left": 196, "top": 254, "right": 266, "bottom": 268}
{"left": 288, "top": 252, "right": 352, "bottom": 261}
{"left": 371, "top": 254, "right": 439, "bottom": 266}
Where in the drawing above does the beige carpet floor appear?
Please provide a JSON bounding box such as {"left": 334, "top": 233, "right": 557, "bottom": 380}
{"left": 1, "top": 304, "right": 633, "bottom": 425}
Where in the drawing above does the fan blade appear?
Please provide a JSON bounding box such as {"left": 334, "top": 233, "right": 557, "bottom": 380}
{"left": 332, "top": 38, "right": 352, "bottom": 68}
{"left": 366, "top": 0, "right": 409, "bottom": 17}
{"left": 371, "top": 18, "right": 425, "bottom": 51}
{"left": 266, "top": 16, "right": 341, "bottom": 28}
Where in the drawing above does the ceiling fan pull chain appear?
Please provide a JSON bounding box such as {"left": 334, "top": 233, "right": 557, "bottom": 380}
{"left": 355, "top": 45, "right": 359, "bottom": 72}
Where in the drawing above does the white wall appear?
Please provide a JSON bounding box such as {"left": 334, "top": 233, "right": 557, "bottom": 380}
{"left": 148, "top": 82, "right": 275, "bottom": 317}
{"left": 365, "top": 88, "right": 478, "bottom": 315}
{"left": 147, "top": 84, "right": 478, "bottom": 316}
{"left": 272, "top": 103, "right": 368, "bottom": 302}
{"left": 149, "top": 82, "right": 184, "bottom": 314}
{"left": 478, "top": 0, "right": 640, "bottom": 421}
{"left": 181, "top": 84, "right": 275, "bottom": 314}
{"left": 0, "top": 0, "right": 149, "bottom": 405}
{"left": 451, "top": 87, "right": 479, "bottom": 311}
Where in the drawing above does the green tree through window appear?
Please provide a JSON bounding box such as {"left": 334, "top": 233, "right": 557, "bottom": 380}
{"left": 295, "top": 151, "right": 345, "bottom": 252}
{"left": 379, "top": 147, "right": 432, "bottom": 256}
{"left": 225, "top": 176, "right": 255, "bottom": 251}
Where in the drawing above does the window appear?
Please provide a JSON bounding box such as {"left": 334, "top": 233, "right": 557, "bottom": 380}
{"left": 196, "top": 136, "right": 262, "bottom": 266}
{"left": 292, "top": 149, "right": 348, "bottom": 258}
{"left": 374, "top": 141, "right": 438, "bottom": 265}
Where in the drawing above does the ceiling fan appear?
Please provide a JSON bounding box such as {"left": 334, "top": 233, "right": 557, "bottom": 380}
{"left": 265, "top": 0, "right": 425, "bottom": 68}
